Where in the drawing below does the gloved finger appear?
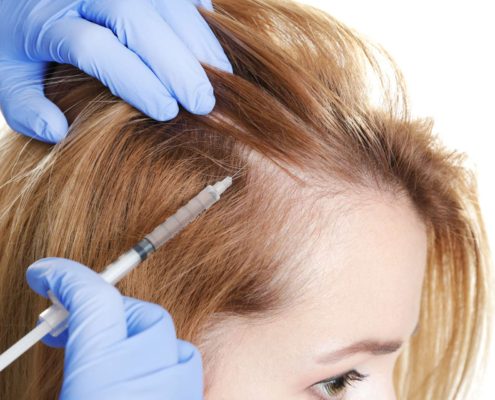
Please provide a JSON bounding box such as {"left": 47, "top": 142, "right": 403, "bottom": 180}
{"left": 80, "top": 0, "right": 216, "bottom": 115}
{"left": 119, "top": 296, "right": 180, "bottom": 367}
{"left": 101, "top": 318, "right": 204, "bottom": 386}
{"left": 25, "top": 257, "right": 128, "bottom": 355}
{"left": 38, "top": 16, "right": 180, "bottom": 121}
{"left": 189, "top": 0, "right": 214, "bottom": 12}
{"left": 122, "top": 296, "right": 177, "bottom": 338}
{"left": 151, "top": 339, "right": 203, "bottom": 400}
{"left": 124, "top": 340, "right": 204, "bottom": 400}
{"left": 177, "top": 339, "right": 199, "bottom": 362}
{"left": 152, "top": 0, "right": 233, "bottom": 73}
{"left": 0, "top": 61, "right": 69, "bottom": 144}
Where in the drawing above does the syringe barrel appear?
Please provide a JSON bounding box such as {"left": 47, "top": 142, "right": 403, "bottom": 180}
{"left": 145, "top": 185, "right": 219, "bottom": 249}
{"left": 99, "top": 249, "right": 142, "bottom": 286}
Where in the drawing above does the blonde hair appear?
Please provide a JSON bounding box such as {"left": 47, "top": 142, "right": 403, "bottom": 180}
{"left": 0, "top": 0, "right": 492, "bottom": 398}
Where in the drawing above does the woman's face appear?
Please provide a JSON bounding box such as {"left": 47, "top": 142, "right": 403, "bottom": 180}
{"left": 203, "top": 190, "right": 427, "bottom": 400}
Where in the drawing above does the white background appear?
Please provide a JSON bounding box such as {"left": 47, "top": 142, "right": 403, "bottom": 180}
{"left": 297, "top": 0, "right": 494, "bottom": 398}
{"left": 0, "top": 0, "right": 493, "bottom": 397}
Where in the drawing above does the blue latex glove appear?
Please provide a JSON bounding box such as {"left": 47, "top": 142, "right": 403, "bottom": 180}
{"left": 26, "top": 257, "right": 203, "bottom": 400}
{"left": 0, "top": 0, "right": 233, "bottom": 144}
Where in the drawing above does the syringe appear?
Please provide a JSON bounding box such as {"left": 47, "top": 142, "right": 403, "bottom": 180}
{"left": 0, "top": 176, "right": 233, "bottom": 372}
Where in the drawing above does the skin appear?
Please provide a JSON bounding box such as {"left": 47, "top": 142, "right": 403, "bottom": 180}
{"left": 202, "top": 188, "right": 427, "bottom": 400}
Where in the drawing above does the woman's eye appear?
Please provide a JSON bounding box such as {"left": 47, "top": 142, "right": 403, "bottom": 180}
{"left": 312, "top": 370, "right": 368, "bottom": 399}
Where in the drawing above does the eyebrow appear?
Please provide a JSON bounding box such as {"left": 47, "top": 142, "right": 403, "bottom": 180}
{"left": 316, "top": 322, "right": 420, "bottom": 364}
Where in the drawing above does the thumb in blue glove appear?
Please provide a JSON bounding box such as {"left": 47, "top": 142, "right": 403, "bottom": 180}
{"left": 0, "top": 0, "right": 232, "bottom": 144}
{"left": 26, "top": 256, "right": 204, "bottom": 400}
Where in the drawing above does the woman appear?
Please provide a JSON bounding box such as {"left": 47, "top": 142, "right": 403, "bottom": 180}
{"left": 0, "top": 0, "right": 492, "bottom": 398}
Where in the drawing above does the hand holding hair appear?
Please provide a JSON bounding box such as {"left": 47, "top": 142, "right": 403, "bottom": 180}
{"left": 26, "top": 257, "right": 203, "bottom": 400}
{"left": 0, "top": 0, "right": 233, "bottom": 144}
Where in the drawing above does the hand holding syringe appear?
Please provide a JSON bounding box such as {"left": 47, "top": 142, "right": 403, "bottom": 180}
{"left": 0, "top": 176, "right": 232, "bottom": 376}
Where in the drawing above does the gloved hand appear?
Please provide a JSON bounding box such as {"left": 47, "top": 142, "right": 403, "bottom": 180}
{"left": 0, "top": 0, "right": 233, "bottom": 144}
{"left": 26, "top": 257, "right": 203, "bottom": 400}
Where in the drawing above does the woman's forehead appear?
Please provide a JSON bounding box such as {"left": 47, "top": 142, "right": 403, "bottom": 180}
{"left": 282, "top": 190, "right": 428, "bottom": 334}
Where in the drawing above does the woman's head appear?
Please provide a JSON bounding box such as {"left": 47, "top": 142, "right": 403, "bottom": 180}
{"left": 0, "top": 0, "right": 491, "bottom": 399}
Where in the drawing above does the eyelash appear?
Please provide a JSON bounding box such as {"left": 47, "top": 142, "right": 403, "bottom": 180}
{"left": 313, "top": 370, "right": 369, "bottom": 399}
